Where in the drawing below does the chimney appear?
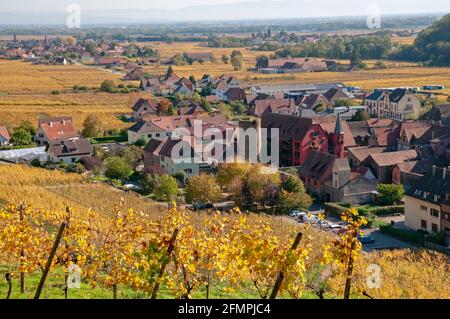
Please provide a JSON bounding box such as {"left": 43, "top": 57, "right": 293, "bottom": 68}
{"left": 432, "top": 165, "right": 436, "bottom": 176}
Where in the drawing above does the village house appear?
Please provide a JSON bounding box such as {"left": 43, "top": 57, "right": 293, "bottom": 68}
{"left": 123, "top": 67, "right": 145, "bottom": 81}
{"left": 213, "top": 81, "right": 230, "bottom": 100}
{"left": 172, "top": 78, "right": 195, "bottom": 96}
{"left": 144, "top": 137, "right": 200, "bottom": 178}
{"left": 140, "top": 73, "right": 181, "bottom": 94}
{"left": 251, "top": 82, "right": 347, "bottom": 98}
{"left": 223, "top": 87, "right": 246, "bottom": 102}
{"left": 127, "top": 114, "right": 229, "bottom": 144}
{"left": 261, "top": 113, "right": 352, "bottom": 166}
{"left": 323, "top": 157, "right": 378, "bottom": 204}
{"left": 257, "top": 57, "right": 328, "bottom": 73}
{"left": 392, "top": 160, "right": 433, "bottom": 190}
{"left": 396, "top": 121, "right": 431, "bottom": 150}
{"left": 299, "top": 94, "right": 330, "bottom": 111}
{"left": 347, "top": 146, "right": 387, "bottom": 168}
{"left": 323, "top": 88, "right": 352, "bottom": 107}
{"left": 365, "top": 88, "right": 421, "bottom": 121}
{"left": 179, "top": 105, "right": 208, "bottom": 117}
{"left": 0, "top": 126, "right": 10, "bottom": 146}
{"left": 251, "top": 98, "right": 296, "bottom": 117}
{"left": 420, "top": 104, "right": 450, "bottom": 125}
{"left": 34, "top": 117, "right": 79, "bottom": 146}
{"left": 46, "top": 138, "right": 93, "bottom": 164}
{"left": 404, "top": 166, "right": 450, "bottom": 244}
{"left": 297, "top": 150, "right": 377, "bottom": 203}
{"left": 131, "top": 98, "right": 159, "bottom": 121}
{"left": 362, "top": 149, "right": 418, "bottom": 183}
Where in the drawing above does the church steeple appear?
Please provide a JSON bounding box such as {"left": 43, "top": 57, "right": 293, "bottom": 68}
{"left": 334, "top": 112, "right": 344, "bottom": 135}
{"left": 332, "top": 112, "right": 345, "bottom": 158}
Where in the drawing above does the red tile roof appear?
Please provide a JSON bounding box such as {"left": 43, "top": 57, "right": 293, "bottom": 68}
{"left": 0, "top": 126, "right": 10, "bottom": 141}
{"left": 368, "top": 150, "right": 417, "bottom": 167}
{"left": 40, "top": 117, "right": 79, "bottom": 141}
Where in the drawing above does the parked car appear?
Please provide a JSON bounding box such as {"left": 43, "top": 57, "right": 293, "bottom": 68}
{"left": 318, "top": 221, "right": 331, "bottom": 229}
{"left": 290, "top": 210, "right": 307, "bottom": 218}
{"left": 303, "top": 215, "right": 320, "bottom": 224}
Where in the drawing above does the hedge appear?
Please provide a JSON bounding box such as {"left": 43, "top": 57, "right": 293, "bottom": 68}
{"left": 324, "top": 203, "right": 404, "bottom": 217}
{"left": 89, "top": 135, "right": 127, "bottom": 144}
{"left": 380, "top": 225, "right": 445, "bottom": 246}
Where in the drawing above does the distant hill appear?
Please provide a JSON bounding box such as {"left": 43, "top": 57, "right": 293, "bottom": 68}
{"left": 393, "top": 13, "right": 450, "bottom": 66}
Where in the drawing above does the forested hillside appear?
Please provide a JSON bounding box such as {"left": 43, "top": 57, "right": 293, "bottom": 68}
{"left": 393, "top": 13, "right": 450, "bottom": 66}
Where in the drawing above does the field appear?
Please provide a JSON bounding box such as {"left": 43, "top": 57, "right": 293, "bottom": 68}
{"left": 141, "top": 42, "right": 450, "bottom": 96}
{"left": 0, "top": 60, "right": 129, "bottom": 130}
{"left": 0, "top": 41, "right": 449, "bottom": 131}
{"left": 0, "top": 165, "right": 165, "bottom": 219}
{"left": 0, "top": 164, "right": 449, "bottom": 299}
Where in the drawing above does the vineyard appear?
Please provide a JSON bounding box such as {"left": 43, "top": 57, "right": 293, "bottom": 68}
{"left": 0, "top": 166, "right": 448, "bottom": 299}
{"left": 0, "top": 60, "right": 128, "bottom": 130}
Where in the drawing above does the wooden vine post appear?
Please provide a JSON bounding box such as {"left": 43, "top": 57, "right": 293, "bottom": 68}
{"left": 34, "top": 212, "right": 70, "bottom": 299}
{"left": 269, "top": 232, "right": 303, "bottom": 299}
{"left": 151, "top": 228, "right": 179, "bottom": 299}
{"left": 19, "top": 204, "right": 25, "bottom": 294}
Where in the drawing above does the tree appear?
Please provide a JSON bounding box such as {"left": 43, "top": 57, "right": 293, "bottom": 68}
{"left": 351, "top": 110, "right": 370, "bottom": 122}
{"left": 119, "top": 146, "right": 143, "bottom": 169}
{"left": 221, "top": 54, "right": 229, "bottom": 64}
{"left": 17, "top": 120, "right": 36, "bottom": 136}
{"left": 166, "top": 66, "right": 174, "bottom": 76}
{"left": 230, "top": 51, "right": 244, "bottom": 71}
{"left": 278, "top": 190, "right": 313, "bottom": 215}
{"left": 189, "top": 76, "right": 197, "bottom": 86}
{"left": 216, "top": 163, "right": 251, "bottom": 189}
{"left": 140, "top": 173, "right": 161, "bottom": 195}
{"left": 374, "top": 61, "right": 387, "bottom": 69}
{"left": 82, "top": 114, "right": 104, "bottom": 138}
{"left": 281, "top": 171, "right": 304, "bottom": 193}
{"left": 154, "top": 175, "right": 179, "bottom": 201}
{"left": 185, "top": 174, "right": 222, "bottom": 205}
{"left": 256, "top": 55, "right": 269, "bottom": 68}
{"left": 377, "top": 184, "right": 404, "bottom": 206}
{"left": 134, "top": 137, "right": 148, "bottom": 148}
{"left": 80, "top": 156, "right": 103, "bottom": 171}
{"left": 157, "top": 98, "right": 171, "bottom": 115}
{"left": 11, "top": 128, "right": 32, "bottom": 146}
{"left": 105, "top": 157, "right": 132, "bottom": 180}
{"left": 100, "top": 80, "right": 116, "bottom": 93}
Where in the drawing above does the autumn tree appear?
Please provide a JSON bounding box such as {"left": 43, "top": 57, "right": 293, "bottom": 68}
{"left": 157, "top": 98, "right": 171, "bottom": 115}
{"left": 216, "top": 163, "right": 251, "bottom": 190}
{"left": 185, "top": 174, "right": 222, "bottom": 205}
{"left": 82, "top": 114, "right": 104, "bottom": 138}
{"left": 100, "top": 80, "right": 116, "bottom": 93}
{"left": 230, "top": 51, "right": 244, "bottom": 71}
{"left": 221, "top": 54, "right": 229, "bottom": 64}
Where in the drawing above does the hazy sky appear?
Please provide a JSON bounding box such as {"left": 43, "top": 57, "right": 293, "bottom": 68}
{"left": 1, "top": 0, "right": 449, "bottom": 13}
{"left": 2, "top": 0, "right": 251, "bottom": 11}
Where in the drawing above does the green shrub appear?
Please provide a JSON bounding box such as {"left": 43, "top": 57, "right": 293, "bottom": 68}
{"left": 380, "top": 225, "right": 445, "bottom": 245}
